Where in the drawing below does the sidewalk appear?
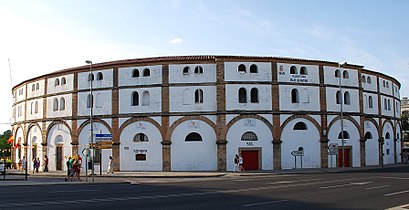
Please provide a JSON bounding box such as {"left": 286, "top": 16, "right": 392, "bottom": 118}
{"left": 1, "top": 164, "right": 407, "bottom": 187}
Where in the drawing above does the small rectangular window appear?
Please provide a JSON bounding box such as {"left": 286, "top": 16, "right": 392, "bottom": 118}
{"left": 135, "top": 154, "right": 146, "bottom": 161}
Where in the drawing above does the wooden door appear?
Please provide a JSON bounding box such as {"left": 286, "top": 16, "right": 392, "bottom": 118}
{"left": 56, "top": 146, "right": 63, "bottom": 171}
{"left": 241, "top": 150, "right": 259, "bottom": 170}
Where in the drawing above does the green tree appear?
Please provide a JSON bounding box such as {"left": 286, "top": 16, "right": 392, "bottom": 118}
{"left": 0, "top": 130, "right": 11, "bottom": 158}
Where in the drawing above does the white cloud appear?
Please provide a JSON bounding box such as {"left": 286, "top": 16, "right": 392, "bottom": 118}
{"left": 169, "top": 38, "right": 183, "bottom": 44}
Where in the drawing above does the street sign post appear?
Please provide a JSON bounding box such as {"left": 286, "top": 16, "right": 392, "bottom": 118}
{"left": 291, "top": 149, "right": 304, "bottom": 169}
{"left": 328, "top": 143, "right": 338, "bottom": 168}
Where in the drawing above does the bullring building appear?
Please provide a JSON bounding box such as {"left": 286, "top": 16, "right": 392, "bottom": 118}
{"left": 11, "top": 55, "right": 402, "bottom": 172}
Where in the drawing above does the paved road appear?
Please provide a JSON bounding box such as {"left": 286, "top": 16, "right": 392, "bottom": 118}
{"left": 0, "top": 166, "right": 408, "bottom": 209}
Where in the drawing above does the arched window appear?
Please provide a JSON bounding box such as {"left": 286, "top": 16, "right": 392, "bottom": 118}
{"left": 194, "top": 66, "right": 203, "bottom": 74}
{"left": 338, "top": 131, "right": 350, "bottom": 139}
{"left": 241, "top": 131, "right": 258, "bottom": 141}
{"left": 183, "top": 66, "right": 190, "bottom": 75}
{"left": 132, "top": 69, "right": 140, "bottom": 77}
{"left": 143, "top": 68, "right": 150, "bottom": 77}
{"left": 183, "top": 89, "right": 191, "bottom": 105}
{"left": 185, "top": 132, "right": 202, "bottom": 141}
{"left": 30, "top": 102, "right": 33, "bottom": 114}
{"left": 131, "top": 91, "right": 139, "bottom": 106}
{"left": 361, "top": 75, "right": 366, "bottom": 83}
{"left": 88, "top": 73, "right": 94, "bottom": 81}
{"left": 60, "top": 97, "right": 65, "bottom": 110}
{"left": 195, "top": 89, "right": 203, "bottom": 104}
{"left": 55, "top": 78, "right": 60, "bottom": 86}
{"left": 367, "top": 76, "right": 371, "bottom": 84}
{"left": 387, "top": 99, "right": 391, "bottom": 110}
{"left": 368, "top": 96, "right": 373, "bottom": 108}
{"left": 95, "top": 93, "right": 102, "bottom": 108}
{"left": 300, "top": 66, "right": 308, "bottom": 75}
{"left": 61, "top": 77, "right": 66, "bottom": 85}
{"left": 336, "top": 91, "right": 342, "bottom": 104}
{"left": 238, "top": 64, "right": 246, "bottom": 73}
{"left": 36, "top": 83, "right": 39, "bottom": 90}
{"left": 32, "top": 84, "right": 35, "bottom": 91}
{"left": 238, "top": 88, "right": 247, "bottom": 103}
{"left": 133, "top": 133, "right": 149, "bottom": 142}
{"left": 87, "top": 94, "right": 93, "bottom": 108}
{"left": 53, "top": 98, "right": 59, "bottom": 111}
{"left": 34, "top": 101, "right": 38, "bottom": 114}
{"left": 293, "top": 122, "right": 308, "bottom": 130}
{"left": 343, "top": 70, "right": 349, "bottom": 79}
{"left": 335, "top": 70, "right": 341, "bottom": 78}
{"left": 344, "top": 91, "right": 350, "bottom": 105}
{"left": 386, "top": 81, "right": 389, "bottom": 88}
{"left": 250, "top": 88, "right": 258, "bottom": 103}
{"left": 142, "top": 91, "right": 150, "bottom": 106}
{"left": 385, "top": 132, "right": 391, "bottom": 139}
{"left": 365, "top": 132, "right": 373, "bottom": 140}
{"left": 250, "top": 64, "right": 258, "bottom": 73}
{"left": 291, "top": 89, "right": 299, "bottom": 103}
{"left": 384, "top": 99, "right": 387, "bottom": 110}
{"left": 97, "top": 72, "right": 103, "bottom": 80}
{"left": 290, "top": 66, "right": 297, "bottom": 74}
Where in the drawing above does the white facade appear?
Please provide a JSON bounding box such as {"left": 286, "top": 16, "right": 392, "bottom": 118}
{"left": 11, "top": 56, "right": 402, "bottom": 172}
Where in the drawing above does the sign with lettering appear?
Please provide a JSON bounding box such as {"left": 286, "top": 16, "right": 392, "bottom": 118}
{"left": 291, "top": 150, "right": 304, "bottom": 156}
{"left": 289, "top": 75, "right": 308, "bottom": 83}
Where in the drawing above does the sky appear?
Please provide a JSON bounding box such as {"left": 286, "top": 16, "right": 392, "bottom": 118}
{"left": 1, "top": 0, "right": 409, "bottom": 132}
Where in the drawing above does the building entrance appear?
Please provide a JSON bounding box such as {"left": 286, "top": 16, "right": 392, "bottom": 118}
{"left": 56, "top": 146, "right": 63, "bottom": 171}
{"left": 240, "top": 150, "right": 259, "bottom": 171}
{"left": 338, "top": 147, "right": 352, "bottom": 167}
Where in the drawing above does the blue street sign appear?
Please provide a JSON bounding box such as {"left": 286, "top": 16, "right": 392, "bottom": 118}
{"left": 95, "top": 134, "right": 112, "bottom": 138}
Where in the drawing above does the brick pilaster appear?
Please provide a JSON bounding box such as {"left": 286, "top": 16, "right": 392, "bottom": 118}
{"left": 216, "top": 61, "right": 227, "bottom": 171}
{"left": 161, "top": 64, "right": 171, "bottom": 171}
{"left": 319, "top": 65, "right": 329, "bottom": 168}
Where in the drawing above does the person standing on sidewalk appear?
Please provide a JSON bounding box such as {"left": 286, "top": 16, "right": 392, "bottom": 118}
{"left": 22, "top": 156, "right": 26, "bottom": 172}
{"left": 65, "top": 157, "right": 73, "bottom": 182}
{"left": 239, "top": 153, "right": 244, "bottom": 172}
{"left": 107, "top": 156, "right": 113, "bottom": 174}
{"left": 234, "top": 154, "right": 239, "bottom": 172}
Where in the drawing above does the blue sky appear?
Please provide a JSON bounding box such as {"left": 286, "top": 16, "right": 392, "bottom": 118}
{"left": 1, "top": 0, "right": 408, "bottom": 131}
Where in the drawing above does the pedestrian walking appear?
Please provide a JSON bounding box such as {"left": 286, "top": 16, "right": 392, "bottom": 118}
{"left": 234, "top": 154, "right": 239, "bottom": 172}
{"left": 22, "top": 156, "right": 26, "bottom": 172}
{"left": 239, "top": 153, "right": 244, "bottom": 172}
{"left": 65, "top": 157, "right": 73, "bottom": 182}
{"left": 43, "top": 155, "right": 49, "bottom": 172}
{"left": 107, "top": 156, "right": 113, "bottom": 174}
{"left": 35, "top": 157, "right": 40, "bottom": 173}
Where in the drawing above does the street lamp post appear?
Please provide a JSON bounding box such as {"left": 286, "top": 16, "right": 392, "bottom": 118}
{"left": 338, "top": 62, "right": 345, "bottom": 169}
{"left": 85, "top": 60, "right": 94, "bottom": 183}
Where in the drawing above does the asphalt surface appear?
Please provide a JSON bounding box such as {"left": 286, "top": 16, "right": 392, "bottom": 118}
{"left": 0, "top": 165, "right": 408, "bottom": 209}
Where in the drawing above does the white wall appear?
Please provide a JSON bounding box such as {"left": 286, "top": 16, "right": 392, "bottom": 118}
{"left": 380, "top": 95, "right": 394, "bottom": 117}
{"left": 379, "top": 77, "right": 393, "bottom": 96}
{"left": 171, "top": 120, "right": 217, "bottom": 171}
{"left": 328, "top": 119, "right": 361, "bottom": 167}
{"left": 395, "top": 125, "right": 402, "bottom": 163}
{"left": 77, "top": 90, "right": 112, "bottom": 116}
{"left": 277, "top": 63, "right": 319, "bottom": 84}
{"left": 326, "top": 87, "right": 360, "bottom": 113}
{"left": 364, "top": 121, "right": 379, "bottom": 166}
{"left": 226, "top": 118, "right": 273, "bottom": 171}
{"left": 279, "top": 85, "right": 320, "bottom": 112}
{"left": 27, "top": 80, "right": 45, "bottom": 99}
{"left": 47, "top": 75, "right": 74, "bottom": 94}
{"left": 362, "top": 92, "right": 379, "bottom": 115}
{"left": 120, "top": 121, "right": 163, "bottom": 171}
{"left": 46, "top": 123, "right": 72, "bottom": 171}
{"left": 224, "top": 62, "right": 272, "bottom": 82}
{"left": 26, "top": 99, "right": 44, "bottom": 120}
{"left": 26, "top": 125, "right": 43, "bottom": 172}
{"left": 361, "top": 73, "right": 377, "bottom": 92}
{"left": 225, "top": 84, "right": 272, "bottom": 111}
{"left": 118, "top": 65, "right": 162, "bottom": 86}
{"left": 281, "top": 119, "right": 321, "bottom": 169}
{"left": 382, "top": 122, "right": 394, "bottom": 165}
{"left": 46, "top": 94, "right": 72, "bottom": 118}
{"left": 323, "top": 66, "right": 359, "bottom": 88}
{"left": 169, "top": 86, "right": 217, "bottom": 112}
{"left": 169, "top": 64, "right": 216, "bottom": 84}
{"left": 78, "top": 69, "right": 113, "bottom": 90}
{"left": 119, "top": 87, "right": 162, "bottom": 114}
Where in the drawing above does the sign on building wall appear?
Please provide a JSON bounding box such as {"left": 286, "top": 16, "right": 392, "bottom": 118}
{"left": 289, "top": 75, "right": 308, "bottom": 83}
{"left": 244, "top": 119, "right": 256, "bottom": 127}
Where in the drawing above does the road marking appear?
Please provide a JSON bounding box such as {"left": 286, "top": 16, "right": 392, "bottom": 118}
{"left": 242, "top": 200, "right": 288, "bottom": 207}
{"left": 320, "top": 182, "right": 372, "bottom": 189}
{"left": 384, "top": 190, "right": 409, "bottom": 197}
{"left": 379, "top": 176, "right": 409, "bottom": 180}
{"left": 365, "top": 185, "right": 390, "bottom": 190}
{"left": 386, "top": 203, "right": 409, "bottom": 210}
{"left": 48, "top": 189, "right": 101, "bottom": 193}
{"left": 268, "top": 178, "right": 322, "bottom": 185}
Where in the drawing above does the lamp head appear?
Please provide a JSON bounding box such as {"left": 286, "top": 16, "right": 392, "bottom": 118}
{"left": 85, "top": 60, "right": 92, "bottom": 64}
